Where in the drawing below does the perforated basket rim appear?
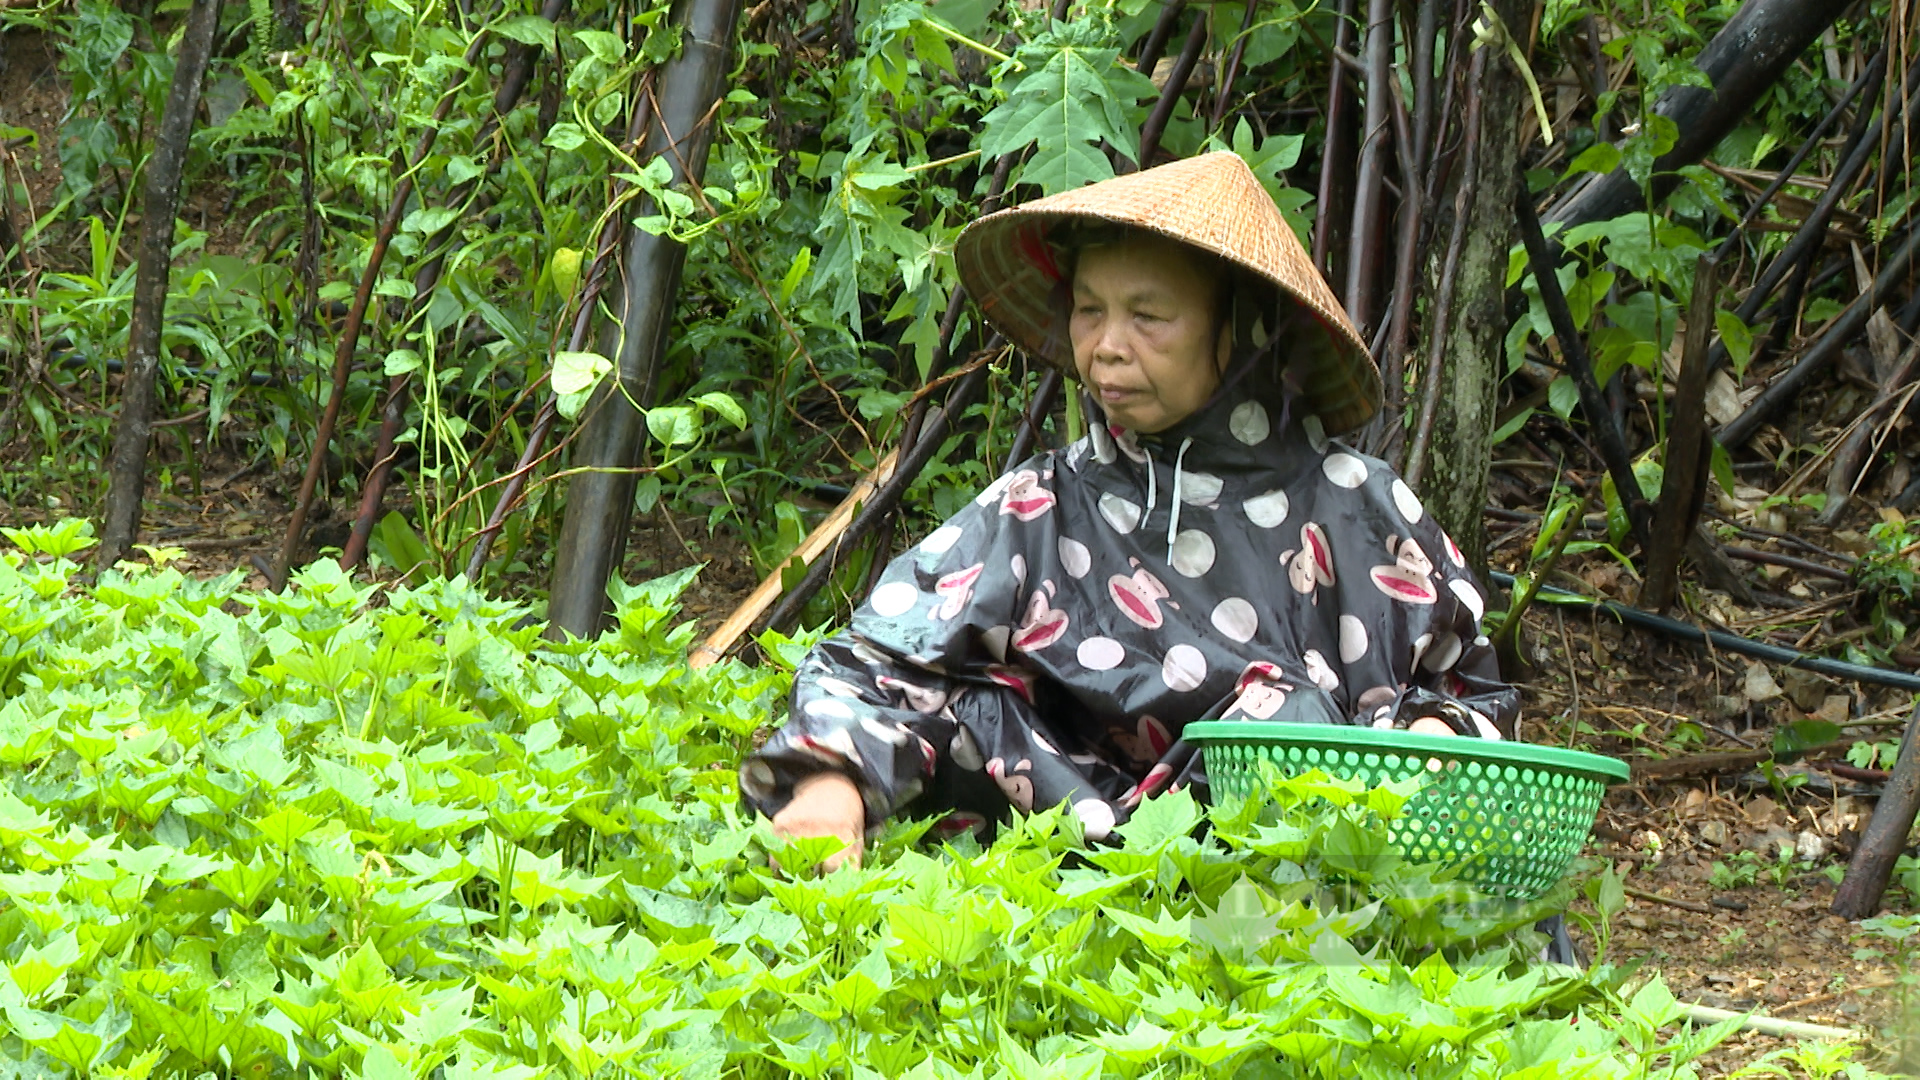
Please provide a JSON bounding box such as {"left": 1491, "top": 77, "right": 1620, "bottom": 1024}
{"left": 1180, "top": 722, "right": 1631, "bottom": 785}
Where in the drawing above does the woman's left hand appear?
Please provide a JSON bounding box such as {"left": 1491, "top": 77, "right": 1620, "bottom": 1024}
{"left": 1407, "top": 716, "right": 1456, "bottom": 737}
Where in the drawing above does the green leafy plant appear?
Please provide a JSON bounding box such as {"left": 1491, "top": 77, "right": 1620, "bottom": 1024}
{"left": 0, "top": 520, "right": 1895, "bottom": 1075}
{"left": 1848, "top": 738, "right": 1901, "bottom": 772}
{"left": 1709, "top": 853, "right": 1759, "bottom": 891}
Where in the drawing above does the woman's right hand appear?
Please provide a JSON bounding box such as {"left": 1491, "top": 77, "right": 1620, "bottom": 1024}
{"left": 769, "top": 772, "right": 866, "bottom": 871}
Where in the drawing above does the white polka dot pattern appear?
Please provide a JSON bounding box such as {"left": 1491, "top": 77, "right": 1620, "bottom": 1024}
{"left": 1077, "top": 636, "right": 1124, "bottom": 671}
{"left": 1161, "top": 645, "right": 1207, "bottom": 691}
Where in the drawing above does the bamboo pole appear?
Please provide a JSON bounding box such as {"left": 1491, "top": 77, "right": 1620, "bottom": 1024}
{"left": 1312, "top": 0, "right": 1359, "bottom": 277}
{"left": 1513, "top": 179, "right": 1654, "bottom": 556}
{"left": 1343, "top": 0, "right": 1395, "bottom": 335}
{"left": 463, "top": 72, "right": 659, "bottom": 580}
{"left": 1720, "top": 224, "right": 1920, "bottom": 448}
{"left": 1545, "top": 0, "right": 1855, "bottom": 227}
{"left": 546, "top": 0, "right": 745, "bottom": 639}
{"left": 1402, "top": 48, "right": 1485, "bottom": 488}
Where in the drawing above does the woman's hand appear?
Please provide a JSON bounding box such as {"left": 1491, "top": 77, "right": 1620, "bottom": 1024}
{"left": 769, "top": 772, "right": 866, "bottom": 872}
{"left": 1408, "top": 716, "right": 1457, "bottom": 737}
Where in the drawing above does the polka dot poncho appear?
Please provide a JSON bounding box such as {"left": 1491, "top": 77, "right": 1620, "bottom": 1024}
{"left": 740, "top": 389, "right": 1519, "bottom": 841}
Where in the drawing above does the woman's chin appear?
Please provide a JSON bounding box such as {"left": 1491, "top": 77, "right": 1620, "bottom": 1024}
{"left": 1107, "top": 408, "right": 1173, "bottom": 434}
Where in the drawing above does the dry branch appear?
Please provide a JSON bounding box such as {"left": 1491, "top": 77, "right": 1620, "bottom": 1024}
{"left": 340, "top": 0, "right": 572, "bottom": 571}
{"left": 97, "top": 0, "right": 225, "bottom": 571}
{"left": 1834, "top": 705, "right": 1920, "bottom": 919}
{"left": 1817, "top": 337, "right": 1920, "bottom": 525}
{"left": 1639, "top": 253, "right": 1720, "bottom": 612}
{"left": 270, "top": 25, "right": 497, "bottom": 589}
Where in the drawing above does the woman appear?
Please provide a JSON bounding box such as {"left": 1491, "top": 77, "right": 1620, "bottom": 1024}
{"left": 740, "top": 152, "right": 1517, "bottom": 870}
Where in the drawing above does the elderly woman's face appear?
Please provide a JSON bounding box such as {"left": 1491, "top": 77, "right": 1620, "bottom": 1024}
{"left": 1069, "top": 235, "right": 1228, "bottom": 434}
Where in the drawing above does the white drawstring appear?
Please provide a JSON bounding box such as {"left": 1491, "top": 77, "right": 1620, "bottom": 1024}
{"left": 1166, "top": 437, "right": 1193, "bottom": 561}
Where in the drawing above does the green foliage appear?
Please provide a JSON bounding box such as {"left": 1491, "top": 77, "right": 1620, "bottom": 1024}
{"left": 1500, "top": 0, "right": 1858, "bottom": 486}
{"left": 1847, "top": 737, "right": 1900, "bottom": 772}
{"left": 1857, "top": 517, "right": 1920, "bottom": 606}
{"left": 0, "top": 521, "right": 1893, "bottom": 1075}
{"left": 978, "top": 19, "right": 1158, "bottom": 193}
{"left": 4, "top": 0, "right": 1337, "bottom": 606}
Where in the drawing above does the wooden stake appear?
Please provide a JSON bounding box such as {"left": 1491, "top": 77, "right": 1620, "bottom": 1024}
{"left": 1639, "top": 253, "right": 1720, "bottom": 612}
{"left": 689, "top": 447, "right": 900, "bottom": 668}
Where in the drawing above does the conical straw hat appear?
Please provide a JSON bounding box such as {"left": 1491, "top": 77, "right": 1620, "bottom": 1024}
{"left": 954, "top": 151, "right": 1380, "bottom": 434}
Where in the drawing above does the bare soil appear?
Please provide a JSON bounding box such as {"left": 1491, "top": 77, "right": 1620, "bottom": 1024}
{"left": 1504, "top": 530, "right": 1920, "bottom": 1073}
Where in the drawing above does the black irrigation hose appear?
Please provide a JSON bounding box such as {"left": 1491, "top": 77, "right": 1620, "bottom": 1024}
{"left": 1489, "top": 570, "right": 1920, "bottom": 694}
{"left": 786, "top": 476, "right": 853, "bottom": 502}
{"left": 52, "top": 350, "right": 280, "bottom": 388}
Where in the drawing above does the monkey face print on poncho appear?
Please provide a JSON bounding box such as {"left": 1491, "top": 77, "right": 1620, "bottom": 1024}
{"left": 740, "top": 390, "right": 1518, "bottom": 842}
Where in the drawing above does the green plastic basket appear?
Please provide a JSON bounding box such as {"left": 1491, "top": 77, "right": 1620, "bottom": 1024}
{"left": 1183, "top": 722, "right": 1631, "bottom": 899}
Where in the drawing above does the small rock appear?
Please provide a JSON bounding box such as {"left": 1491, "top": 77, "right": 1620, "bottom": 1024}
{"left": 1704, "top": 972, "right": 1738, "bottom": 987}
{"left": 1796, "top": 830, "right": 1828, "bottom": 862}
{"left": 1744, "top": 662, "right": 1784, "bottom": 702}
{"left": 1699, "top": 819, "right": 1731, "bottom": 847}
{"left": 1815, "top": 694, "right": 1852, "bottom": 724}
{"left": 1712, "top": 894, "right": 1749, "bottom": 912}
{"left": 1624, "top": 914, "right": 1649, "bottom": 930}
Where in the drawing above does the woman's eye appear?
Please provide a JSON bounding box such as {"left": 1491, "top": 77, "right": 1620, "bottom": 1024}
{"left": 1075, "top": 305, "right": 1101, "bottom": 318}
